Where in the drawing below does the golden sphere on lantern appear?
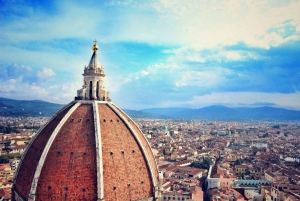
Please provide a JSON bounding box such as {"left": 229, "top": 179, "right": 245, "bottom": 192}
{"left": 92, "top": 44, "right": 98, "bottom": 51}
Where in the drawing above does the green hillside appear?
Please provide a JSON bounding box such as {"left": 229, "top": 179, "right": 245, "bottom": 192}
{"left": 0, "top": 97, "right": 65, "bottom": 117}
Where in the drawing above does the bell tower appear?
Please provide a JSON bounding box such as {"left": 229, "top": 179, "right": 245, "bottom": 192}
{"left": 76, "top": 40, "right": 110, "bottom": 101}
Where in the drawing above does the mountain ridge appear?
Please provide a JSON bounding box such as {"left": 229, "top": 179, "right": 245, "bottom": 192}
{"left": 141, "top": 105, "right": 300, "bottom": 121}
{"left": 0, "top": 97, "right": 64, "bottom": 117}
{"left": 1, "top": 97, "right": 300, "bottom": 120}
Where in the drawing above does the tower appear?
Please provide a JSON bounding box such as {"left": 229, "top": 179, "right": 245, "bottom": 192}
{"left": 12, "top": 42, "right": 162, "bottom": 201}
{"left": 76, "top": 40, "right": 109, "bottom": 101}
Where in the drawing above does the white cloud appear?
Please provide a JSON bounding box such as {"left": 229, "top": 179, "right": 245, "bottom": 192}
{"left": 49, "top": 85, "right": 59, "bottom": 89}
{"left": 9, "top": 79, "right": 16, "bottom": 84}
{"left": 162, "top": 47, "right": 261, "bottom": 72}
{"left": 140, "top": 70, "right": 149, "bottom": 76}
{"left": 30, "top": 85, "right": 49, "bottom": 97}
{"left": 133, "top": 70, "right": 150, "bottom": 80}
{"left": 37, "top": 68, "right": 56, "bottom": 80}
{"left": 104, "top": 75, "right": 131, "bottom": 93}
{"left": 175, "top": 68, "right": 231, "bottom": 88}
{"left": 264, "top": 32, "right": 284, "bottom": 47}
{"left": 225, "top": 51, "right": 242, "bottom": 61}
{"left": 0, "top": 81, "right": 15, "bottom": 92}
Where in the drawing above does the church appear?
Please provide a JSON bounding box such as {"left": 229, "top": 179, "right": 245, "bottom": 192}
{"left": 12, "top": 41, "right": 162, "bottom": 201}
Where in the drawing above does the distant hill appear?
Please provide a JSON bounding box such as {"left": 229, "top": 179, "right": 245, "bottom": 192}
{"left": 140, "top": 105, "right": 300, "bottom": 121}
{"left": 1, "top": 97, "right": 300, "bottom": 120}
{"left": 0, "top": 97, "right": 64, "bottom": 117}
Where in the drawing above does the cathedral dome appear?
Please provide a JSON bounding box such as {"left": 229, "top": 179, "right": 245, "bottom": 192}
{"left": 12, "top": 42, "right": 161, "bottom": 201}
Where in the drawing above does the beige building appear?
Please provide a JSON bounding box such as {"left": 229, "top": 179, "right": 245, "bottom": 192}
{"left": 244, "top": 189, "right": 263, "bottom": 201}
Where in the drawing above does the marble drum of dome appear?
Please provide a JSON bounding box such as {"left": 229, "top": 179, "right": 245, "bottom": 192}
{"left": 12, "top": 41, "right": 162, "bottom": 201}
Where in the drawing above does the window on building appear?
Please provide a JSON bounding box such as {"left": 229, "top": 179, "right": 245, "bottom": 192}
{"left": 89, "top": 81, "right": 92, "bottom": 98}
{"left": 96, "top": 81, "right": 99, "bottom": 98}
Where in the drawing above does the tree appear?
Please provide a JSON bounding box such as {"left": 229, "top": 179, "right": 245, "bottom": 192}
{"left": 0, "top": 154, "right": 22, "bottom": 164}
{"left": 234, "top": 159, "right": 243, "bottom": 165}
{"left": 190, "top": 158, "right": 213, "bottom": 170}
{"left": 262, "top": 133, "right": 269, "bottom": 138}
{"left": 0, "top": 126, "right": 19, "bottom": 134}
{"left": 0, "top": 155, "right": 10, "bottom": 163}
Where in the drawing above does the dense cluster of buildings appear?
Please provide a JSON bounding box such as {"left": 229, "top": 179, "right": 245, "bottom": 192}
{"left": 135, "top": 119, "right": 300, "bottom": 201}
{"left": 0, "top": 116, "right": 48, "bottom": 129}
{"left": 0, "top": 117, "right": 299, "bottom": 200}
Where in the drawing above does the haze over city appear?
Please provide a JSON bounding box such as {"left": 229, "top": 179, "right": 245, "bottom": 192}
{"left": 1, "top": 0, "right": 300, "bottom": 110}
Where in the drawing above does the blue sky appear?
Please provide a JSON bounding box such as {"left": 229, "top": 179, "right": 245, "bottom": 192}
{"left": 1, "top": 0, "right": 300, "bottom": 110}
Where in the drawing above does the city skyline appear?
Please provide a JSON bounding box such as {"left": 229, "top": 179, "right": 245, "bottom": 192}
{"left": 1, "top": 0, "right": 300, "bottom": 110}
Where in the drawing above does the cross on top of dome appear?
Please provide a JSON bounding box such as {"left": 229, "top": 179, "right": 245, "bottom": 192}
{"left": 93, "top": 39, "right": 98, "bottom": 52}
